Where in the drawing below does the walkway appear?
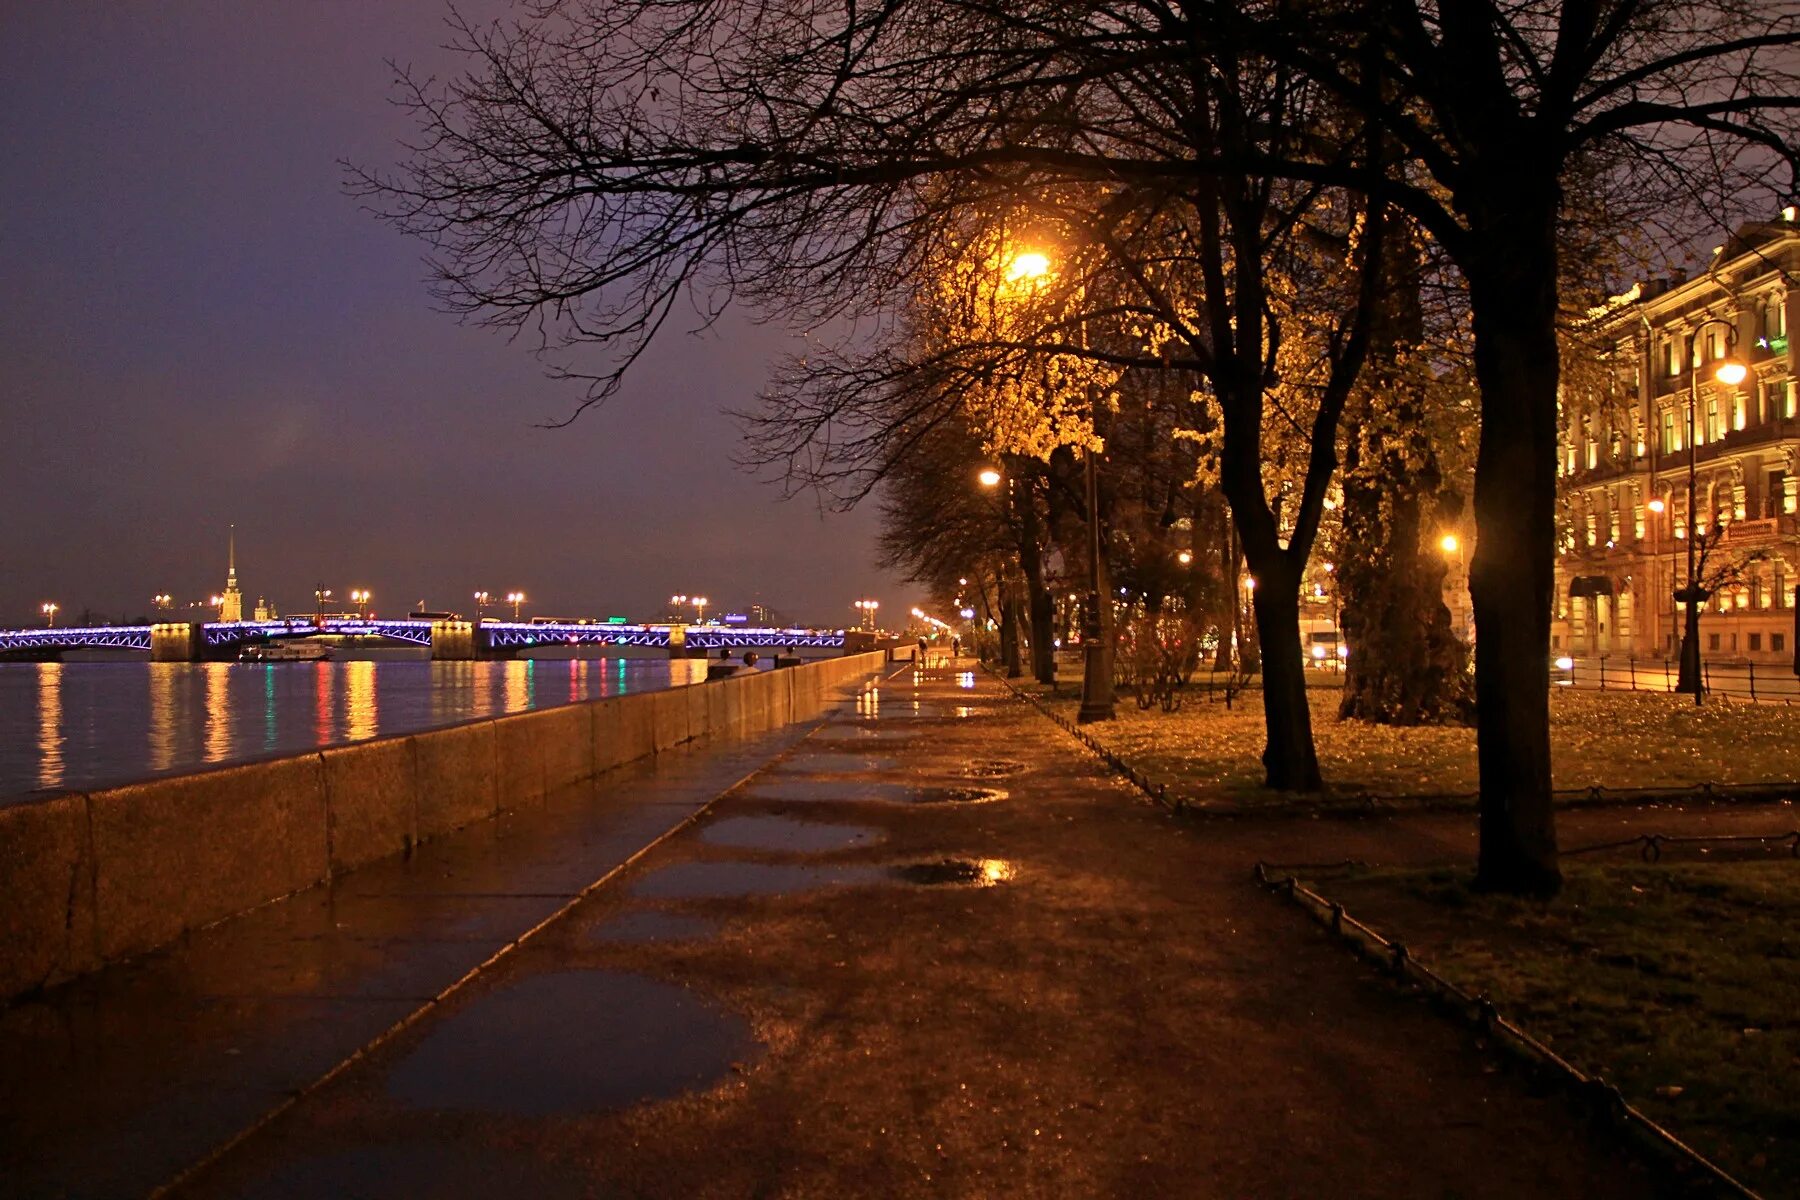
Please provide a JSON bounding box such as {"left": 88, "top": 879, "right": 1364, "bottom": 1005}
{"left": 7, "top": 662, "right": 1675, "bottom": 1197}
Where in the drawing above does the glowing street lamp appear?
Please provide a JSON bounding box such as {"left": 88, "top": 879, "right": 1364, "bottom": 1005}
{"left": 473, "top": 590, "right": 491, "bottom": 620}
{"left": 40, "top": 602, "right": 58, "bottom": 628}
{"left": 1439, "top": 534, "right": 1459, "bottom": 554}
{"left": 1177, "top": 549, "right": 1194, "bottom": 566}
{"left": 977, "top": 467, "right": 1003, "bottom": 488}
{"left": 506, "top": 591, "right": 526, "bottom": 621}
{"left": 853, "top": 599, "right": 880, "bottom": 631}
{"left": 349, "top": 588, "right": 371, "bottom": 619}
{"left": 151, "top": 593, "right": 172, "bottom": 613}
{"left": 693, "top": 596, "right": 709, "bottom": 624}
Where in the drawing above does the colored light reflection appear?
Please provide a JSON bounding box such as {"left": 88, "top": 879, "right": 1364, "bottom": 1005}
{"left": 37, "top": 663, "right": 64, "bottom": 790}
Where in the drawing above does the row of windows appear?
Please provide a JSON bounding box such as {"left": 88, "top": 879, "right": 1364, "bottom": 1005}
{"left": 1658, "top": 300, "right": 1787, "bottom": 378}
{"left": 1564, "top": 379, "right": 1794, "bottom": 472}
{"left": 1568, "top": 471, "right": 1796, "bottom": 549}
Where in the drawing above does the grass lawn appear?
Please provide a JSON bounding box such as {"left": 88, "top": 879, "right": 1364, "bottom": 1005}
{"left": 1016, "top": 674, "right": 1800, "bottom": 808}
{"left": 1319, "top": 861, "right": 1800, "bottom": 1197}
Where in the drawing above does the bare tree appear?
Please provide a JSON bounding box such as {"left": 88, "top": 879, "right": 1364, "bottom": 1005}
{"left": 356, "top": 0, "right": 1798, "bottom": 893}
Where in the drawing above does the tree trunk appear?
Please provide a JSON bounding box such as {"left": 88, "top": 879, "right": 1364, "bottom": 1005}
{"left": 1017, "top": 480, "right": 1058, "bottom": 685}
{"left": 1336, "top": 227, "right": 1474, "bottom": 725}
{"left": 1465, "top": 216, "right": 1563, "bottom": 897}
{"left": 1247, "top": 554, "right": 1320, "bottom": 790}
{"left": 1214, "top": 510, "right": 1237, "bottom": 671}
{"left": 999, "top": 581, "right": 1023, "bottom": 678}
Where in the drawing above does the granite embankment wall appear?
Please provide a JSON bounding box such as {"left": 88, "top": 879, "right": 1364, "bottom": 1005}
{"left": 0, "top": 652, "right": 886, "bottom": 1002}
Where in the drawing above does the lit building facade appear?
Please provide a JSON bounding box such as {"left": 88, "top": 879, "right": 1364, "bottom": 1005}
{"left": 1554, "top": 218, "right": 1799, "bottom": 663}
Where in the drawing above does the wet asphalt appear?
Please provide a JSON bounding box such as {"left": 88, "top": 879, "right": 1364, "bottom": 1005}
{"left": 6, "top": 660, "right": 1747, "bottom": 1197}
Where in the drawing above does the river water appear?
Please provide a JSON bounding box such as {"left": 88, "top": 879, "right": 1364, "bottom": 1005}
{"left": 0, "top": 655, "right": 717, "bottom": 804}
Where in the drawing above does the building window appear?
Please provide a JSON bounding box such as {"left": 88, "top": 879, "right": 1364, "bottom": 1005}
{"left": 1776, "top": 633, "right": 1788, "bottom": 653}
{"left": 1766, "top": 299, "right": 1788, "bottom": 346}
{"left": 1704, "top": 394, "right": 1721, "bottom": 442}
{"left": 1732, "top": 389, "right": 1747, "bottom": 431}
{"left": 1750, "top": 632, "right": 1763, "bottom": 652}
{"left": 1770, "top": 379, "right": 1794, "bottom": 420}
{"left": 1584, "top": 513, "right": 1596, "bottom": 546}
{"left": 1666, "top": 338, "right": 1680, "bottom": 377}
{"left": 1662, "top": 408, "right": 1679, "bottom": 452}
{"left": 1709, "top": 632, "right": 1721, "bottom": 651}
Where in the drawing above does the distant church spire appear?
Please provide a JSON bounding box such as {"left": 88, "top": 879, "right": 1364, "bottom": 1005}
{"left": 220, "top": 524, "right": 244, "bottom": 623}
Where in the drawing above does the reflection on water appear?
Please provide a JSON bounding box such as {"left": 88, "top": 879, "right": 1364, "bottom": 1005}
{"left": 346, "top": 660, "right": 377, "bottom": 743}
{"left": 37, "top": 663, "right": 63, "bottom": 791}
{"left": 205, "top": 664, "right": 231, "bottom": 764}
{"left": 1, "top": 655, "right": 716, "bottom": 802}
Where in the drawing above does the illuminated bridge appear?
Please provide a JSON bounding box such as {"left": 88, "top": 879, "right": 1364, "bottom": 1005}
{"left": 0, "top": 619, "right": 848, "bottom": 661}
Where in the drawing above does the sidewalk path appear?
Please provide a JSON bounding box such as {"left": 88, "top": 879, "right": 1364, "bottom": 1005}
{"left": 145, "top": 661, "right": 1668, "bottom": 1198}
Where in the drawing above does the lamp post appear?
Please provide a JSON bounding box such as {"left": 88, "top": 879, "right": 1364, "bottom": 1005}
{"left": 41, "top": 602, "right": 58, "bottom": 628}
{"left": 506, "top": 591, "right": 526, "bottom": 622}
{"left": 152, "top": 593, "right": 172, "bottom": 615}
{"left": 1003, "top": 249, "right": 1111, "bottom": 721}
{"left": 669, "top": 594, "right": 688, "bottom": 623}
{"left": 350, "top": 589, "right": 371, "bottom": 619}
{"left": 1646, "top": 497, "right": 1670, "bottom": 659}
{"left": 1675, "top": 319, "right": 1747, "bottom": 703}
{"left": 473, "top": 591, "right": 490, "bottom": 621}
{"left": 853, "top": 599, "right": 879, "bottom": 631}
{"left": 693, "top": 596, "right": 709, "bottom": 624}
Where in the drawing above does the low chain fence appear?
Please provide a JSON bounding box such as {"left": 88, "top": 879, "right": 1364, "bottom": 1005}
{"left": 1253, "top": 861, "right": 1764, "bottom": 1199}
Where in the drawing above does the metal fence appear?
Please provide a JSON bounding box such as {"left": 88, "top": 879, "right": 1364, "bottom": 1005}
{"left": 1557, "top": 655, "right": 1800, "bottom": 703}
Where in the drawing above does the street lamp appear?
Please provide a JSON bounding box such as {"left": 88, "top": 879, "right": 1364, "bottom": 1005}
{"left": 1002, "top": 248, "right": 1112, "bottom": 722}
{"left": 693, "top": 596, "right": 709, "bottom": 624}
{"left": 349, "top": 589, "right": 371, "bottom": 619}
{"left": 853, "top": 598, "right": 879, "bottom": 631}
{"left": 1675, "top": 318, "right": 1748, "bottom": 703}
{"left": 506, "top": 591, "right": 526, "bottom": 621}
{"left": 1439, "top": 533, "right": 1468, "bottom": 642}
{"left": 40, "top": 602, "right": 58, "bottom": 627}
{"left": 1647, "top": 497, "right": 1672, "bottom": 656}
{"left": 473, "top": 590, "right": 491, "bottom": 620}
{"left": 1177, "top": 549, "right": 1194, "bottom": 566}
{"left": 669, "top": 594, "right": 688, "bottom": 622}
{"left": 152, "top": 593, "right": 172, "bottom": 613}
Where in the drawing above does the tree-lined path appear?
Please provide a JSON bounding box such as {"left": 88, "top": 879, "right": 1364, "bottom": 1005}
{"left": 5, "top": 661, "right": 1676, "bottom": 1197}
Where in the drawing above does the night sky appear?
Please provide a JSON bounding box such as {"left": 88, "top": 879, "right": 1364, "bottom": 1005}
{"left": 1, "top": 3, "right": 915, "bottom": 629}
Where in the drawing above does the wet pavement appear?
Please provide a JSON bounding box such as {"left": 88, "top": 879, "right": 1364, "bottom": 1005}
{"left": 9, "top": 658, "right": 1775, "bottom": 1197}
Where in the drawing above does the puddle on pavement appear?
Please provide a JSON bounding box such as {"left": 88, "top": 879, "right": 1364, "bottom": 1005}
{"left": 741, "top": 780, "right": 1008, "bottom": 805}
{"left": 890, "top": 858, "right": 1017, "bottom": 887}
{"left": 699, "top": 815, "right": 883, "bottom": 854}
{"left": 746, "top": 777, "right": 923, "bottom": 803}
{"left": 904, "top": 785, "right": 1007, "bottom": 805}
{"left": 747, "top": 778, "right": 1006, "bottom": 806}
{"left": 959, "top": 759, "right": 1028, "bottom": 778}
{"left": 385, "top": 970, "right": 755, "bottom": 1116}
{"left": 817, "top": 722, "right": 924, "bottom": 743}
{"left": 587, "top": 910, "right": 720, "bottom": 944}
{"left": 629, "top": 860, "right": 886, "bottom": 899}
{"left": 781, "top": 752, "right": 902, "bottom": 774}
{"left": 232, "top": 1142, "right": 595, "bottom": 1200}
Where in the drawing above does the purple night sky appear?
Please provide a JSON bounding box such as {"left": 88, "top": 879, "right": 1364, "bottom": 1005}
{"left": 0, "top": 3, "right": 917, "bottom": 628}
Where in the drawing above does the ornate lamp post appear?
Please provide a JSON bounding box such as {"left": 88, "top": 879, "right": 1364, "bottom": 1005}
{"left": 40, "top": 602, "right": 58, "bottom": 628}
{"left": 1675, "top": 318, "right": 1747, "bottom": 703}
{"left": 350, "top": 589, "right": 371, "bottom": 619}
{"left": 473, "top": 590, "right": 491, "bottom": 620}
